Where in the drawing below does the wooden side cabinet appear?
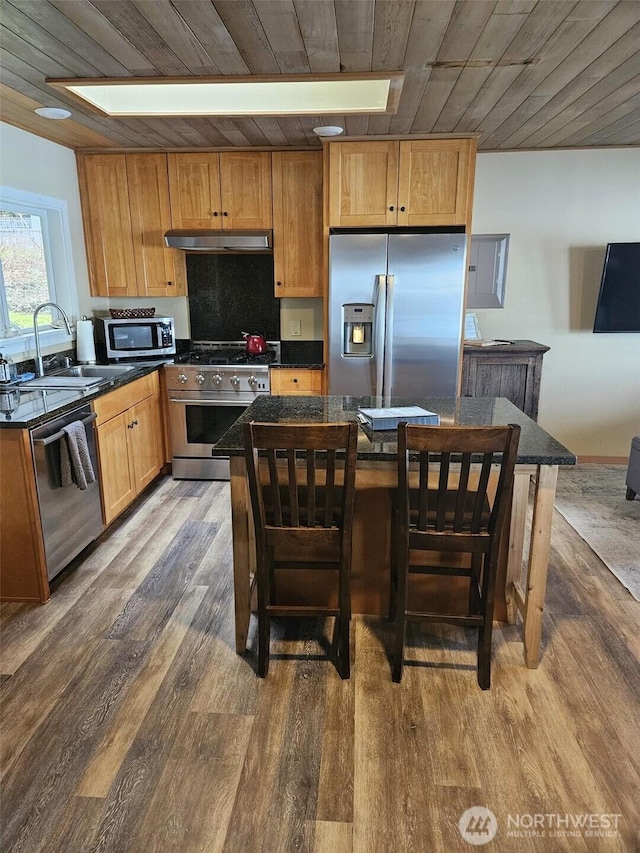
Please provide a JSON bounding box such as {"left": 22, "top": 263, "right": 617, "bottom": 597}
{"left": 461, "top": 340, "right": 550, "bottom": 421}
{"left": 270, "top": 368, "right": 323, "bottom": 395}
{"left": 93, "top": 373, "right": 164, "bottom": 525}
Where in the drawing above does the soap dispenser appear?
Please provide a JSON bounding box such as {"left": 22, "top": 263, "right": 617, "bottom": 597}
{"left": 0, "top": 353, "right": 17, "bottom": 384}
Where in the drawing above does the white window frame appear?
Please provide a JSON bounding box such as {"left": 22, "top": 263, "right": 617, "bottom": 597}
{"left": 0, "top": 185, "right": 78, "bottom": 357}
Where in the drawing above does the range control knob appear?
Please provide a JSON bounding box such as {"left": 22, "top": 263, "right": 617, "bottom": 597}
{"left": 195, "top": 373, "right": 205, "bottom": 385}
{"left": 212, "top": 373, "right": 223, "bottom": 385}
{"left": 248, "top": 374, "right": 257, "bottom": 386}
{"left": 178, "top": 372, "right": 188, "bottom": 384}
{"left": 230, "top": 374, "right": 240, "bottom": 387}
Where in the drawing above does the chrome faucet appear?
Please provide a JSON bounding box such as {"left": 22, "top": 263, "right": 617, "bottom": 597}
{"left": 33, "top": 302, "right": 72, "bottom": 377}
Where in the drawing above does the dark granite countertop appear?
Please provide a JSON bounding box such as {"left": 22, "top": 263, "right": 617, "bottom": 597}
{"left": 0, "top": 361, "right": 168, "bottom": 430}
{"left": 271, "top": 362, "right": 324, "bottom": 370}
{"left": 212, "top": 395, "right": 576, "bottom": 465}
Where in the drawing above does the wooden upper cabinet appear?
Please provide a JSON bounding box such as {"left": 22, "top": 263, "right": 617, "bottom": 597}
{"left": 272, "top": 151, "right": 323, "bottom": 297}
{"left": 78, "top": 153, "right": 185, "bottom": 297}
{"left": 167, "top": 153, "right": 222, "bottom": 229}
{"left": 168, "top": 152, "right": 272, "bottom": 230}
{"left": 327, "top": 138, "right": 476, "bottom": 229}
{"left": 219, "top": 152, "right": 272, "bottom": 229}
{"left": 328, "top": 141, "right": 399, "bottom": 227}
{"left": 127, "top": 154, "right": 186, "bottom": 297}
{"left": 396, "top": 139, "right": 476, "bottom": 227}
{"left": 77, "top": 154, "right": 137, "bottom": 297}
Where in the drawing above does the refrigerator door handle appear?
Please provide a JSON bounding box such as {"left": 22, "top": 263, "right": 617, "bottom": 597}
{"left": 383, "top": 274, "right": 395, "bottom": 396}
{"left": 374, "top": 274, "right": 387, "bottom": 395}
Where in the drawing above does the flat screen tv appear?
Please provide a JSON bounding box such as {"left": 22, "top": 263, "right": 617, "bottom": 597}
{"left": 593, "top": 242, "right": 640, "bottom": 332}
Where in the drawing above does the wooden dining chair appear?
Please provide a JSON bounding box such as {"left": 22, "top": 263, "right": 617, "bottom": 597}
{"left": 243, "top": 421, "right": 358, "bottom": 678}
{"left": 389, "top": 423, "right": 520, "bottom": 689}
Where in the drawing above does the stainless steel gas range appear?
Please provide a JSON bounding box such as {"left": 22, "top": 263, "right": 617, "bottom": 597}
{"left": 165, "top": 341, "right": 280, "bottom": 480}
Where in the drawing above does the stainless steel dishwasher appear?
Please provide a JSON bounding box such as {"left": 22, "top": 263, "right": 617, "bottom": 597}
{"left": 31, "top": 404, "right": 104, "bottom": 580}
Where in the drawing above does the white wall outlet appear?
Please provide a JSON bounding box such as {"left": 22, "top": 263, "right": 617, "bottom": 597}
{"left": 290, "top": 319, "right": 302, "bottom": 336}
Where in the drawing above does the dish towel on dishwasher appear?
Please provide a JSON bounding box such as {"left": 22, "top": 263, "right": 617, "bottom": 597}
{"left": 60, "top": 421, "right": 96, "bottom": 490}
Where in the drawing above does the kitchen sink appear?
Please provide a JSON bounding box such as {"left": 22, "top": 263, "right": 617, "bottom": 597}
{"left": 53, "top": 365, "right": 136, "bottom": 378}
{"left": 21, "top": 363, "right": 137, "bottom": 391}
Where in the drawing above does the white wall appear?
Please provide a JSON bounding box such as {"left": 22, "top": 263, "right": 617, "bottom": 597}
{"left": 472, "top": 148, "right": 640, "bottom": 459}
{"left": 0, "top": 122, "right": 89, "bottom": 358}
{"left": 0, "top": 122, "right": 191, "bottom": 342}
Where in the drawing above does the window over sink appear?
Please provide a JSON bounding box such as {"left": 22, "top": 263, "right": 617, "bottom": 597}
{"left": 0, "top": 186, "right": 78, "bottom": 356}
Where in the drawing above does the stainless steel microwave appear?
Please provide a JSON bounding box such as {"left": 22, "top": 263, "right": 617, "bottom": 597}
{"left": 95, "top": 316, "right": 176, "bottom": 360}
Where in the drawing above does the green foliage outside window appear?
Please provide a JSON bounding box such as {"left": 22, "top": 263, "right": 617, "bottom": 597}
{"left": 0, "top": 210, "right": 52, "bottom": 328}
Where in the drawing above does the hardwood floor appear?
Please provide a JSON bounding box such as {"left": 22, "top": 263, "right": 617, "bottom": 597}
{"left": 1, "top": 474, "right": 639, "bottom": 852}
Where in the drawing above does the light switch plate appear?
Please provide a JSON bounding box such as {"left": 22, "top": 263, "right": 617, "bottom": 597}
{"left": 290, "top": 320, "right": 302, "bottom": 336}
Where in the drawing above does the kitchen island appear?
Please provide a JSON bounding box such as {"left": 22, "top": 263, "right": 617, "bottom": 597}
{"left": 213, "top": 395, "right": 576, "bottom": 668}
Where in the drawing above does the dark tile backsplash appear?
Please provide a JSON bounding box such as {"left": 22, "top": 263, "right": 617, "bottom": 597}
{"left": 280, "top": 340, "right": 324, "bottom": 366}
{"left": 186, "top": 254, "right": 280, "bottom": 341}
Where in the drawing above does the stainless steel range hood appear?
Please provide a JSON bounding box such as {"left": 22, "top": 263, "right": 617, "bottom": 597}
{"left": 164, "top": 229, "right": 272, "bottom": 252}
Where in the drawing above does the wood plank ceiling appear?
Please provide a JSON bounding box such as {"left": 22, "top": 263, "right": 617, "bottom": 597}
{"left": 1, "top": 0, "right": 639, "bottom": 152}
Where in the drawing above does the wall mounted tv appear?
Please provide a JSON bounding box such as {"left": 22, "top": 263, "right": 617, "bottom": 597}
{"left": 593, "top": 242, "right": 640, "bottom": 333}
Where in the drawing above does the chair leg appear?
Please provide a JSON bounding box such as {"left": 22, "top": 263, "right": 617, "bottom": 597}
{"left": 468, "top": 553, "right": 482, "bottom": 614}
{"left": 627, "top": 486, "right": 637, "bottom": 501}
{"left": 477, "top": 620, "right": 492, "bottom": 689}
{"left": 388, "top": 511, "right": 397, "bottom": 621}
{"left": 477, "top": 554, "right": 497, "bottom": 689}
{"left": 257, "top": 614, "right": 270, "bottom": 677}
{"left": 337, "top": 616, "right": 350, "bottom": 679}
{"left": 392, "top": 542, "right": 408, "bottom": 683}
{"left": 392, "top": 618, "right": 405, "bottom": 683}
{"left": 256, "top": 551, "right": 271, "bottom": 678}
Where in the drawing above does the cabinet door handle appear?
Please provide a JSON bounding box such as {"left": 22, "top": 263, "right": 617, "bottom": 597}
{"left": 212, "top": 211, "right": 219, "bottom": 217}
{"left": 400, "top": 206, "right": 406, "bottom": 212}
{"left": 223, "top": 211, "right": 228, "bottom": 216}
{"left": 389, "top": 205, "right": 395, "bottom": 211}
{"left": 293, "top": 378, "right": 298, "bottom": 383}
{"left": 276, "top": 280, "right": 282, "bottom": 287}
{"left": 167, "top": 281, "right": 172, "bottom": 287}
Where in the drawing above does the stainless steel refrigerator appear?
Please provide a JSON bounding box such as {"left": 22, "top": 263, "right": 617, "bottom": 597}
{"left": 328, "top": 231, "right": 467, "bottom": 398}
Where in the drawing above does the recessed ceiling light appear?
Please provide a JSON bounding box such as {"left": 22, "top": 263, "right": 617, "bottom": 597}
{"left": 47, "top": 74, "right": 404, "bottom": 118}
{"left": 35, "top": 107, "right": 72, "bottom": 120}
{"left": 313, "top": 126, "right": 344, "bottom": 137}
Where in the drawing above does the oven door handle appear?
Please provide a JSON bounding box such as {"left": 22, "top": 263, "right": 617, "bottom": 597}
{"left": 169, "top": 397, "right": 252, "bottom": 405}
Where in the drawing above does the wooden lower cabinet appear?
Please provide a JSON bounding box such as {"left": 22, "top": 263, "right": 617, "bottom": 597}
{"left": 94, "top": 373, "right": 164, "bottom": 525}
{"left": 270, "top": 368, "right": 323, "bottom": 395}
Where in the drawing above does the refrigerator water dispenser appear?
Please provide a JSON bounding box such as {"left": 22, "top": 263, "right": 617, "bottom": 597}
{"left": 343, "top": 303, "right": 374, "bottom": 357}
